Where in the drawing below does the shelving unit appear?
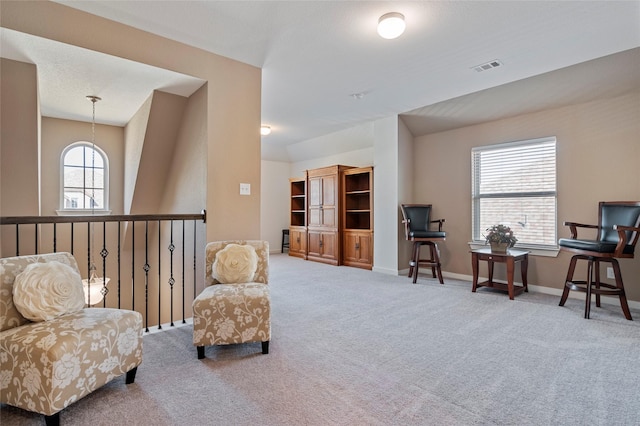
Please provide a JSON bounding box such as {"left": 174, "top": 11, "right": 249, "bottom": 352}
{"left": 288, "top": 165, "right": 373, "bottom": 269}
{"left": 289, "top": 179, "right": 306, "bottom": 227}
{"left": 288, "top": 176, "right": 307, "bottom": 259}
{"left": 342, "top": 167, "right": 373, "bottom": 269}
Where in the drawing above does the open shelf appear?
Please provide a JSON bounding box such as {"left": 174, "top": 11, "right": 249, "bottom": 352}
{"left": 343, "top": 168, "right": 372, "bottom": 232}
{"left": 289, "top": 178, "right": 306, "bottom": 227}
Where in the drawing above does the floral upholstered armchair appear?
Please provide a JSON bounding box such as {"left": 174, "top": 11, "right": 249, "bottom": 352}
{"left": 192, "top": 240, "right": 270, "bottom": 359}
{"left": 0, "top": 252, "right": 143, "bottom": 426}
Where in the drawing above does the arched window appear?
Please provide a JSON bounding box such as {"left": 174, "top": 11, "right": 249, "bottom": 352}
{"left": 60, "top": 142, "right": 109, "bottom": 213}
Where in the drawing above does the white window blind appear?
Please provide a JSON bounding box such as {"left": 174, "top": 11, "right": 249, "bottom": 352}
{"left": 472, "top": 137, "right": 557, "bottom": 249}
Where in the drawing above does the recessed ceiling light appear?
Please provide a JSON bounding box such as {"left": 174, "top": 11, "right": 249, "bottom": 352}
{"left": 377, "top": 12, "right": 405, "bottom": 39}
{"left": 260, "top": 125, "right": 271, "bottom": 136}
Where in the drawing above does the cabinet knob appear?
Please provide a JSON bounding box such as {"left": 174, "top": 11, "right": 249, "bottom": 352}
{"left": 355, "top": 243, "right": 360, "bottom": 250}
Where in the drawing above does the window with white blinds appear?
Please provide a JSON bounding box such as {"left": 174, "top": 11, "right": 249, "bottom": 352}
{"left": 472, "top": 137, "right": 557, "bottom": 249}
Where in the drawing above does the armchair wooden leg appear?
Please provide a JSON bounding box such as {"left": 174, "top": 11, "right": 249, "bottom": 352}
{"left": 408, "top": 242, "right": 419, "bottom": 278}
{"left": 262, "top": 341, "right": 269, "bottom": 354}
{"left": 612, "top": 260, "right": 633, "bottom": 321}
{"left": 45, "top": 413, "right": 60, "bottom": 426}
{"left": 594, "top": 259, "right": 601, "bottom": 308}
{"left": 559, "top": 255, "right": 579, "bottom": 306}
{"left": 585, "top": 259, "right": 593, "bottom": 319}
{"left": 197, "top": 345, "right": 205, "bottom": 359}
{"left": 412, "top": 243, "right": 421, "bottom": 284}
{"left": 431, "top": 243, "right": 444, "bottom": 285}
{"left": 125, "top": 367, "right": 138, "bottom": 384}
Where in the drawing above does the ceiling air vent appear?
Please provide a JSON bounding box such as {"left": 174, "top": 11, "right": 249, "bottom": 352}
{"left": 472, "top": 60, "right": 503, "bottom": 73}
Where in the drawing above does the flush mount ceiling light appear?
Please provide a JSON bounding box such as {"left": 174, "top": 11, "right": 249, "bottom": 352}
{"left": 377, "top": 12, "right": 405, "bottom": 39}
{"left": 260, "top": 125, "right": 271, "bottom": 136}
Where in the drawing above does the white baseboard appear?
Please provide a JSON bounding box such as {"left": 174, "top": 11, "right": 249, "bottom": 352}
{"left": 373, "top": 266, "right": 402, "bottom": 275}
{"left": 441, "top": 271, "right": 640, "bottom": 310}
{"left": 393, "top": 268, "right": 639, "bottom": 310}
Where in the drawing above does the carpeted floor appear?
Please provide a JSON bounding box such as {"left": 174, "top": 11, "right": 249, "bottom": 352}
{"left": 2, "top": 253, "right": 640, "bottom": 425}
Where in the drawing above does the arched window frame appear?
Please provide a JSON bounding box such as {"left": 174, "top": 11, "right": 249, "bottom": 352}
{"left": 58, "top": 141, "right": 111, "bottom": 215}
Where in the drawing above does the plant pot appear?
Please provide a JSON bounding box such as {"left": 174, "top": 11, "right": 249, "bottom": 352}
{"left": 490, "top": 242, "right": 510, "bottom": 253}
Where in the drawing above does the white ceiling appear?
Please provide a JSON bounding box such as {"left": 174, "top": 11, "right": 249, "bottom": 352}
{"left": 2, "top": 1, "right": 639, "bottom": 162}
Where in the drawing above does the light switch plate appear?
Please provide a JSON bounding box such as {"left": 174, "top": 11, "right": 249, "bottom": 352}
{"left": 240, "top": 183, "right": 251, "bottom": 195}
{"left": 607, "top": 267, "right": 615, "bottom": 279}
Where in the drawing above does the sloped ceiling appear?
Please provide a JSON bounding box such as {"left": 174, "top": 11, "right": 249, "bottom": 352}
{"left": 2, "top": 1, "right": 639, "bottom": 161}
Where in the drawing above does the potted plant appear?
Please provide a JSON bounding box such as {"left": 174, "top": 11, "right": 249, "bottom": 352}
{"left": 484, "top": 224, "right": 518, "bottom": 253}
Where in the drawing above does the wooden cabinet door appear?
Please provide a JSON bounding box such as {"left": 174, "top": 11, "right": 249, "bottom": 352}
{"left": 307, "top": 230, "right": 338, "bottom": 264}
{"left": 289, "top": 228, "right": 307, "bottom": 258}
{"left": 356, "top": 233, "right": 372, "bottom": 265}
{"left": 343, "top": 231, "right": 372, "bottom": 269}
{"left": 319, "top": 231, "right": 337, "bottom": 261}
{"left": 308, "top": 176, "right": 322, "bottom": 227}
{"left": 320, "top": 174, "right": 337, "bottom": 227}
{"left": 307, "top": 230, "right": 322, "bottom": 258}
{"left": 308, "top": 174, "right": 337, "bottom": 228}
{"left": 343, "top": 232, "right": 359, "bottom": 263}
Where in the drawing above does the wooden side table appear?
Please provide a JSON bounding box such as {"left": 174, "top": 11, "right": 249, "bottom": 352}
{"left": 471, "top": 248, "right": 529, "bottom": 300}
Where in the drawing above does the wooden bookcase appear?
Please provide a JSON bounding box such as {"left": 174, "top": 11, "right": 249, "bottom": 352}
{"left": 288, "top": 176, "right": 307, "bottom": 259}
{"left": 288, "top": 165, "right": 373, "bottom": 269}
{"left": 342, "top": 167, "right": 373, "bottom": 269}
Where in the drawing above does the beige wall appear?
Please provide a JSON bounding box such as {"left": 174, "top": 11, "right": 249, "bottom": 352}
{"left": 41, "top": 118, "right": 125, "bottom": 215}
{"left": 1, "top": 0, "right": 262, "bottom": 242}
{"left": 0, "top": 59, "right": 40, "bottom": 257}
{"left": 158, "top": 85, "right": 207, "bottom": 214}
{"left": 0, "top": 58, "right": 39, "bottom": 217}
{"left": 414, "top": 91, "right": 640, "bottom": 301}
{"left": 261, "top": 160, "right": 291, "bottom": 253}
{"left": 128, "top": 91, "right": 188, "bottom": 214}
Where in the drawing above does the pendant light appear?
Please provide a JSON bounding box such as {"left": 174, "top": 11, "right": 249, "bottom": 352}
{"left": 82, "top": 95, "right": 110, "bottom": 306}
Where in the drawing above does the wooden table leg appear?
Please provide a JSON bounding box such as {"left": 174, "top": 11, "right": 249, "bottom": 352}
{"left": 471, "top": 252, "right": 479, "bottom": 292}
{"left": 487, "top": 260, "right": 494, "bottom": 285}
{"left": 521, "top": 254, "right": 529, "bottom": 292}
{"left": 506, "top": 257, "right": 515, "bottom": 300}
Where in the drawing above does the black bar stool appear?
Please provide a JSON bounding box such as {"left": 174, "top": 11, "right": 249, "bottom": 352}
{"left": 281, "top": 229, "right": 290, "bottom": 253}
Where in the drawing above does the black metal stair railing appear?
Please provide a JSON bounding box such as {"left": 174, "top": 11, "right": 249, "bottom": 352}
{"left": 1, "top": 211, "right": 207, "bottom": 332}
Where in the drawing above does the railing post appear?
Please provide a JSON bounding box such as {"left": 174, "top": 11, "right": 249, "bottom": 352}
{"left": 157, "top": 220, "right": 162, "bottom": 331}
{"left": 169, "top": 220, "right": 175, "bottom": 327}
{"left": 143, "top": 220, "right": 150, "bottom": 333}
{"left": 182, "top": 220, "right": 186, "bottom": 324}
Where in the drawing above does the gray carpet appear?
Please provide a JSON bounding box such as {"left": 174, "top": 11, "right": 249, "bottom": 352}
{"left": 2, "top": 253, "right": 640, "bottom": 425}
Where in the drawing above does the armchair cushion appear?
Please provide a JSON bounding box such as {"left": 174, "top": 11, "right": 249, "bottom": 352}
{"left": 12, "top": 261, "right": 85, "bottom": 322}
{"left": 408, "top": 230, "right": 446, "bottom": 239}
{"left": 558, "top": 238, "right": 635, "bottom": 255}
{"left": 212, "top": 243, "right": 258, "bottom": 284}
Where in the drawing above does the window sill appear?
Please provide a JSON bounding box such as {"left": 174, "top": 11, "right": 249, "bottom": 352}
{"left": 56, "top": 209, "right": 112, "bottom": 216}
{"left": 468, "top": 242, "right": 559, "bottom": 257}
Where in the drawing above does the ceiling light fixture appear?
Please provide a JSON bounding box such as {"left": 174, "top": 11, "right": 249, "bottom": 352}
{"left": 377, "top": 12, "right": 406, "bottom": 39}
{"left": 260, "top": 125, "right": 272, "bottom": 136}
